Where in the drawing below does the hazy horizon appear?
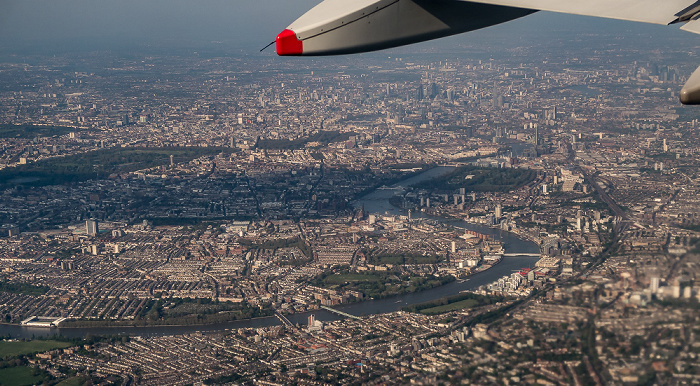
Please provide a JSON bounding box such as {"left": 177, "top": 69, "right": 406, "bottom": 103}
{"left": 1, "top": 0, "right": 698, "bottom": 57}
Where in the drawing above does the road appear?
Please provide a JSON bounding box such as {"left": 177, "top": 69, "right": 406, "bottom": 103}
{"left": 568, "top": 146, "right": 630, "bottom": 233}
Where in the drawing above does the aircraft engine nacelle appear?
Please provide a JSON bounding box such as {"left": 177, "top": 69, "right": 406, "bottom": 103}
{"left": 276, "top": 0, "right": 535, "bottom": 56}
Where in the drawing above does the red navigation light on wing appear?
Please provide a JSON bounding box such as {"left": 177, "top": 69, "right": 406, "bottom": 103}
{"left": 276, "top": 29, "right": 303, "bottom": 56}
{"left": 275, "top": 0, "right": 533, "bottom": 56}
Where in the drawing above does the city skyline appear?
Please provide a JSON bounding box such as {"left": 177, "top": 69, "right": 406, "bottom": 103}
{"left": 2, "top": 1, "right": 698, "bottom": 55}
{"left": 0, "top": 4, "right": 698, "bottom": 385}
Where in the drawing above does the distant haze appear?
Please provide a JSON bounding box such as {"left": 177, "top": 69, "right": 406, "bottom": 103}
{"left": 0, "top": 0, "right": 697, "bottom": 55}
{"left": 0, "top": 0, "right": 318, "bottom": 52}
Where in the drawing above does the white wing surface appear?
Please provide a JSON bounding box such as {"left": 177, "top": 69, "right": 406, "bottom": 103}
{"left": 681, "top": 16, "right": 700, "bottom": 34}
{"left": 275, "top": 0, "right": 700, "bottom": 103}
{"left": 461, "top": 0, "right": 700, "bottom": 26}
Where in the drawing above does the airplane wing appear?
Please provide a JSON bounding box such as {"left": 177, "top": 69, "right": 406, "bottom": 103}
{"left": 275, "top": 0, "right": 700, "bottom": 103}
{"left": 461, "top": 0, "right": 700, "bottom": 25}
{"left": 276, "top": 0, "right": 536, "bottom": 56}
{"left": 276, "top": 0, "right": 700, "bottom": 56}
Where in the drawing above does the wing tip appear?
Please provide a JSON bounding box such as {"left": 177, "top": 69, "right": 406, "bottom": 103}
{"left": 276, "top": 29, "right": 304, "bottom": 56}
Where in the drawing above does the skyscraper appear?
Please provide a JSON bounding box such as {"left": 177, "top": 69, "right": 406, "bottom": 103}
{"left": 416, "top": 86, "right": 424, "bottom": 100}
{"left": 86, "top": 219, "right": 98, "bottom": 236}
{"left": 650, "top": 277, "right": 660, "bottom": 294}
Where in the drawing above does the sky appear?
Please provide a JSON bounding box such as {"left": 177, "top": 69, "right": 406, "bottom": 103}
{"left": 0, "top": 0, "right": 319, "bottom": 52}
{"left": 0, "top": 0, "right": 697, "bottom": 55}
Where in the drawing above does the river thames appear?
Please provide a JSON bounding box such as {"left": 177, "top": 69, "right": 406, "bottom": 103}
{"left": 2, "top": 167, "right": 540, "bottom": 338}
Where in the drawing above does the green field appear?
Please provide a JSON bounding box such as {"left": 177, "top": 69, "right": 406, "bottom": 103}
{"left": 311, "top": 270, "right": 454, "bottom": 299}
{"left": 403, "top": 292, "right": 503, "bottom": 315}
{"left": 0, "top": 146, "right": 228, "bottom": 187}
{"left": 0, "top": 366, "right": 44, "bottom": 386}
{"left": 0, "top": 340, "right": 72, "bottom": 358}
{"left": 256, "top": 130, "right": 353, "bottom": 150}
{"left": 56, "top": 377, "right": 86, "bottom": 386}
{"left": 417, "top": 298, "right": 480, "bottom": 315}
{"left": 0, "top": 124, "right": 76, "bottom": 139}
{"left": 0, "top": 281, "right": 50, "bottom": 296}
{"left": 413, "top": 165, "right": 537, "bottom": 192}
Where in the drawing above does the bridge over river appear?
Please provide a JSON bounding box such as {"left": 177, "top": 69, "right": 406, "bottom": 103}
{"left": 0, "top": 166, "right": 541, "bottom": 339}
{"left": 319, "top": 305, "right": 362, "bottom": 320}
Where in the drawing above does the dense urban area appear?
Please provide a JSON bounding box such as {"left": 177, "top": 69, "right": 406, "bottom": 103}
{"left": 0, "top": 29, "right": 699, "bottom": 385}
